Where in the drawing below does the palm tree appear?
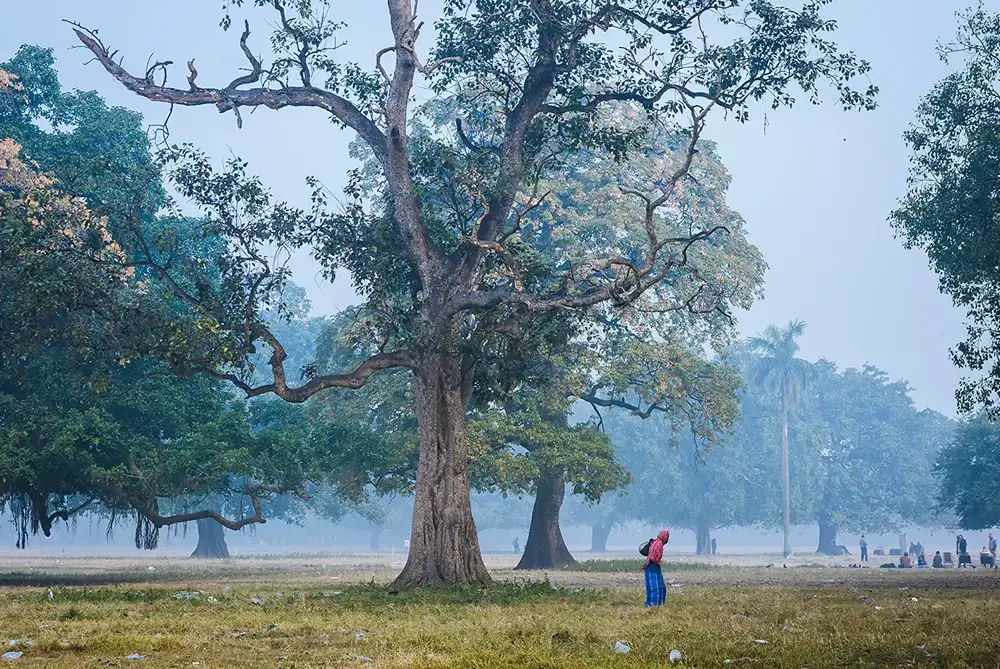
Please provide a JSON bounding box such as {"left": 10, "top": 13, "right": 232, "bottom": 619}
{"left": 748, "top": 320, "right": 809, "bottom": 559}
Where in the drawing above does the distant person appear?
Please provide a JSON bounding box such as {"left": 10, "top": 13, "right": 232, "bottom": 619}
{"left": 642, "top": 529, "right": 670, "bottom": 607}
{"left": 917, "top": 552, "right": 927, "bottom": 568}
{"left": 860, "top": 535, "right": 868, "bottom": 562}
{"left": 959, "top": 535, "right": 968, "bottom": 557}
{"left": 899, "top": 552, "right": 912, "bottom": 568}
{"left": 711, "top": 538, "right": 717, "bottom": 555}
{"left": 990, "top": 533, "right": 997, "bottom": 564}
{"left": 932, "top": 551, "right": 944, "bottom": 568}
{"left": 513, "top": 537, "right": 520, "bottom": 554}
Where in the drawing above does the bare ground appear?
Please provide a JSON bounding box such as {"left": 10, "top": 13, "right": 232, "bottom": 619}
{"left": 2, "top": 551, "right": 999, "bottom": 590}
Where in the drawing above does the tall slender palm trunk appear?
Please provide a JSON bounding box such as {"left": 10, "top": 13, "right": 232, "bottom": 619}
{"left": 781, "top": 379, "right": 792, "bottom": 558}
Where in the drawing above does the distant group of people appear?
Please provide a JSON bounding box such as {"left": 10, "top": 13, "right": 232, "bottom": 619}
{"left": 862, "top": 532, "right": 999, "bottom": 569}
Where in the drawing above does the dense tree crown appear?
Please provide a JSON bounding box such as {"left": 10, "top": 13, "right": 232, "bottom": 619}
{"left": 892, "top": 7, "right": 1000, "bottom": 416}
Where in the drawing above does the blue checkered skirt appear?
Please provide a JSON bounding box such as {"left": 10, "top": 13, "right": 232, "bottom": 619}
{"left": 644, "top": 563, "right": 665, "bottom": 607}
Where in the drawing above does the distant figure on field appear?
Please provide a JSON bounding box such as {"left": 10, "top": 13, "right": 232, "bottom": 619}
{"left": 860, "top": 535, "right": 868, "bottom": 562}
{"left": 959, "top": 535, "right": 968, "bottom": 557}
{"left": 642, "top": 529, "right": 670, "bottom": 607}
{"left": 899, "top": 552, "right": 912, "bottom": 568}
{"left": 711, "top": 538, "right": 717, "bottom": 555}
{"left": 932, "top": 551, "right": 944, "bottom": 568}
{"left": 917, "top": 552, "right": 927, "bottom": 568}
{"left": 513, "top": 537, "right": 520, "bottom": 554}
{"left": 990, "top": 533, "right": 997, "bottom": 564}
{"left": 981, "top": 547, "right": 994, "bottom": 567}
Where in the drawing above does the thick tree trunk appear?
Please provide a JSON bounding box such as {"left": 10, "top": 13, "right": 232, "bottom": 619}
{"left": 590, "top": 521, "right": 612, "bottom": 552}
{"left": 369, "top": 523, "right": 381, "bottom": 552}
{"left": 391, "top": 353, "right": 491, "bottom": 589}
{"left": 816, "top": 520, "right": 839, "bottom": 555}
{"left": 515, "top": 470, "right": 576, "bottom": 570}
{"left": 190, "top": 518, "right": 230, "bottom": 559}
{"left": 781, "top": 383, "right": 792, "bottom": 558}
{"left": 696, "top": 519, "right": 712, "bottom": 555}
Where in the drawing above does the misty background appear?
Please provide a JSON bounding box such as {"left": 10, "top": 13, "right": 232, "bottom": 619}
{"left": 0, "top": 1, "right": 984, "bottom": 557}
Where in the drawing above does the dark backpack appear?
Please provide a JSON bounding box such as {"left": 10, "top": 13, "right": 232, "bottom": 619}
{"left": 639, "top": 538, "right": 653, "bottom": 556}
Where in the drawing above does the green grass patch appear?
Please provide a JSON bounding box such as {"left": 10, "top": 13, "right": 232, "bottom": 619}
{"left": 565, "top": 559, "right": 714, "bottom": 573}
{"left": 3, "top": 576, "right": 1000, "bottom": 667}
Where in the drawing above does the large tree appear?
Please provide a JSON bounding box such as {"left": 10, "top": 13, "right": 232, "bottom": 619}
{"left": 747, "top": 321, "right": 810, "bottom": 557}
{"left": 807, "top": 362, "right": 952, "bottom": 554}
{"left": 891, "top": 6, "right": 1000, "bottom": 415}
{"left": 0, "top": 50, "right": 312, "bottom": 546}
{"left": 938, "top": 416, "right": 1000, "bottom": 529}
{"left": 69, "top": 0, "right": 875, "bottom": 587}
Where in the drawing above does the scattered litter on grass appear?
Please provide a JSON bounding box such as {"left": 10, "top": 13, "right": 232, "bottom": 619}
{"left": 125, "top": 653, "right": 146, "bottom": 660}
{"left": 332, "top": 591, "right": 343, "bottom": 595}
{"left": 207, "top": 596, "right": 218, "bottom": 603}
{"left": 731, "top": 614, "right": 748, "bottom": 621}
{"left": 753, "top": 639, "right": 769, "bottom": 644}
{"left": 874, "top": 606, "right": 883, "bottom": 611}
{"left": 250, "top": 598, "right": 264, "bottom": 606}
{"left": 266, "top": 624, "right": 277, "bottom": 632}
{"left": 147, "top": 567, "right": 155, "bottom": 572}
{"left": 620, "top": 610, "right": 631, "bottom": 616}
{"left": 174, "top": 591, "right": 201, "bottom": 601}
{"left": 911, "top": 597, "right": 919, "bottom": 602}
{"left": 355, "top": 632, "right": 366, "bottom": 640}
{"left": 899, "top": 587, "right": 909, "bottom": 591}
{"left": 7, "top": 641, "right": 31, "bottom": 649}
{"left": 669, "top": 649, "right": 682, "bottom": 663}
{"left": 223, "top": 586, "right": 231, "bottom": 592}
{"left": 614, "top": 641, "right": 631, "bottom": 654}
{"left": 1, "top": 652, "right": 22, "bottom": 661}
{"left": 858, "top": 595, "right": 874, "bottom": 604}
{"left": 723, "top": 659, "right": 755, "bottom": 665}
{"left": 782, "top": 626, "right": 794, "bottom": 633}
{"left": 671, "top": 583, "right": 684, "bottom": 588}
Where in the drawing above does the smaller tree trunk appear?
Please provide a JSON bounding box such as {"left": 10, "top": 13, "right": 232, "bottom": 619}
{"left": 369, "top": 523, "right": 381, "bottom": 552}
{"left": 515, "top": 470, "right": 576, "bottom": 570}
{"left": 190, "top": 518, "right": 230, "bottom": 559}
{"left": 589, "top": 521, "right": 612, "bottom": 552}
{"left": 695, "top": 519, "right": 712, "bottom": 555}
{"left": 816, "top": 520, "right": 840, "bottom": 555}
{"left": 781, "top": 383, "right": 792, "bottom": 558}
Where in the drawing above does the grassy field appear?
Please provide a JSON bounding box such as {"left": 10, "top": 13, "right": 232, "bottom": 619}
{"left": 2, "top": 556, "right": 1000, "bottom": 667}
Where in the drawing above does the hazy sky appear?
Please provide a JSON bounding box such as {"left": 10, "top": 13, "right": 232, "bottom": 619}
{"left": 2, "top": 1, "right": 986, "bottom": 416}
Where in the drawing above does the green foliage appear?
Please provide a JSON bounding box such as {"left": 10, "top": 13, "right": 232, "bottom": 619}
{"left": 937, "top": 416, "right": 1000, "bottom": 530}
{"left": 0, "top": 46, "right": 312, "bottom": 546}
{"left": 891, "top": 7, "right": 1000, "bottom": 415}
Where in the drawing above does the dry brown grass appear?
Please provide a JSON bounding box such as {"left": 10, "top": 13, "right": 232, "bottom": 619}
{"left": 2, "top": 555, "right": 1000, "bottom": 667}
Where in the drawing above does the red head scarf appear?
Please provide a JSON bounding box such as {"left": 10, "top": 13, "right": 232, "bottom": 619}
{"left": 643, "top": 529, "right": 670, "bottom": 569}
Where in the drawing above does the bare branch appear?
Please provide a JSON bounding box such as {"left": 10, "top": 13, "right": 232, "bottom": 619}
{"left": 66, "top": 21, "right": 387, "bottom": 160}
{"left": 204, "top": 349, "right": 416, "bottom": 402}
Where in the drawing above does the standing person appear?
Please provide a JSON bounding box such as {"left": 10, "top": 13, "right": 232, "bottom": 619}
{"left": 643, "top": 529, "right": 670, "bottom": 607}
{"left": 711, "top": 537, "right": 717, "bottom": 556}
{"left": 513, "top": 537, "right": 520, "bottom": 555}
{"left": 959, "top": 534, "right": 968, "bottom": 557}
{"left": 989, "top": 533, "right": 997, "bottom": 566}
{"left": 860, "top": 535, "right": 868, "bottom": 562}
